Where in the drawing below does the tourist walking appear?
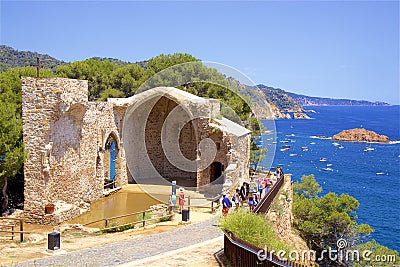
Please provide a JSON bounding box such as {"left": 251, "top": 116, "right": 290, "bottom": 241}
{"left": 279, "top": 167, "right": 284, "bottom": 178}
{"left": 276, "top": 167, "right": 281, "bottom": 180}
{"left": 248, "top": 193, "right": 255, "bottom": 211}
{"left": 178, "top": 188, "right": 185, "bottom": 214}
{"left": 221, "top": 194, "right": 231, "bottom": 216}
{"left": 258, "top": 179, "right": 264, "bottom": 198}
{"left": 239, "top": 182, "right": 248, "bottom": 205}
{"left": 232, "top": 189, "right": 240, "bottom": 210}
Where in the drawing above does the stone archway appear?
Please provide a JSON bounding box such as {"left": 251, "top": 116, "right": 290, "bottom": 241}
{"left": 104, "top": 134, "right": 119, "bottom": 182}
{"left": 210, "top": 161, "right": 224, "bottom": 184}
{"left": 122, "top": 89, "right": 201, "bottom": 187}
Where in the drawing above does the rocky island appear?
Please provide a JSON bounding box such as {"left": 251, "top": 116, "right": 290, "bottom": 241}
{"left": 332, "top": 128, "right": 390, "bottom": 143}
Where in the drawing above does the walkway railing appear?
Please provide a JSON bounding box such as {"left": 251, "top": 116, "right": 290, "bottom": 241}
{"left": 224, "top": 230, "right": 307, "bottom": 267}
{"left": 83, "top": 209, "right": 169, "bottom": 231}
{"left": 0, "top": 217, "right": 30, "bottom": 242}
{"left": 252, "top": 174, "right": 285, "bottom": 214}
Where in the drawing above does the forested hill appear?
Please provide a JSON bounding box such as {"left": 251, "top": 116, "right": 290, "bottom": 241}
{"left": 0, "top": 45, "right": 66, "bottom": 73}
{"left": 287, "top": 92, "right": 390, "bottom": 106}
{"left": 256, "top": 84, "right": 302, "bottom": 112}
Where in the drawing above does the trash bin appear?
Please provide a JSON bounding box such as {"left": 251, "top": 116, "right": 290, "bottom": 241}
{"left": 182, "top": 209, "right": 190, "bottom": 221}
{"left": 48, "top": 232, "right": 60, "bottom": 250}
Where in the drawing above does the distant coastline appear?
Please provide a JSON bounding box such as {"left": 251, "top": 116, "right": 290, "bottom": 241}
{"left": 302, "top": 104, "right": 393, "bottom": 107}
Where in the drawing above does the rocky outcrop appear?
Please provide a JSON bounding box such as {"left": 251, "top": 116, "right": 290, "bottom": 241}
{"left": 293, "top": 113, "right": 311, "bottom": 119}
{"left": 266, "top": 175, "right": 312, "bottom": 265}
{"left": 332, "top": 128, "right": 390, "bottom": 143}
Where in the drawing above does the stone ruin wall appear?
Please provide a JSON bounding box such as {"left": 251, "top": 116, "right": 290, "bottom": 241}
{"left": 22, "top": 77, "right": 127, "bottom": 224}
{"left": 21, "top": 78, "right": 250, "bottom": 224}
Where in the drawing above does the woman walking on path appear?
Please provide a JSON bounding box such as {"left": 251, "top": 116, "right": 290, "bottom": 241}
{"left": 258, "top": 179, "right": 264, "bottom": 198}
{"left": 233, "top": 189, "right": 240, "bottom": 210}
{"left": 178, "top": 188, "right": 185, "bottom": 214}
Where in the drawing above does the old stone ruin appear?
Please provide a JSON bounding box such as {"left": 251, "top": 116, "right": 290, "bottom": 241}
{"left": 21, "top": 77, "right": 251, "bottom": 224}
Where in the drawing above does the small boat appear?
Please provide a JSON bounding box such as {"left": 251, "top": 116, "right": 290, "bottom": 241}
{"left": 290, "top": 140, "right": 296, "bottom": 143}
{"left": 301, "top": 146, "right": 308, "bottom": 149}
{"left": 319, "top": 158, "right": 328, "bottom": 162}
{"left": 272, "top": 142, "right": 277, "bottom": 144}
{"left": 282, "top": 145, "right": 291, "bottom": 149}
{"left": 326, "top": 163, "right": 333, "bottom": 167}
{"left": 289, "top": 154, "right": 297, "bottom": 157}
{"left": 376, "top": 172, "right": 385, "bottom": 175}
{"left": 332, "top": 142, "right": 340, "bottom": 146}
{"left": 322, "top": 168, "right": 333, "bottom": 171}
{"left": 364, "top": 147, "right": 375, "bottom": 152}
{"left": 302, "top": 148, "right": 309, "bottom": 152}
{"left": 338, "top": 146, "right": 344, "bottom": 149}
{"left": 280, "top": 148, "right": 290, "bottom": 152}
{"left": 264, "top": 130, "right": 273, "bottom": 134}
{"left": 310, "top": 142, "right": 316, "bottom": 145}
{"left": 280, "top": 140, "right": 289, "bottom": 143}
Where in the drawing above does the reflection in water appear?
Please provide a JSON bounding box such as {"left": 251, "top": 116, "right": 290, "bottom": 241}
{"left": 69, "top": 192, "right": 168, "bottom": 228}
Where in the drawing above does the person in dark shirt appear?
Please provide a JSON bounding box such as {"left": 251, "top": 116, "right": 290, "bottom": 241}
{"left": 239, "top": 182, "right": 250, "bottom": 205}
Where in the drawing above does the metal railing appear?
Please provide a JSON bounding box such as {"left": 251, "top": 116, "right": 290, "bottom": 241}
{"left": 0, "top": 217, "right": 30, "bottom": 242}
{"left": 83, "top": 208, "right": 169, "bottom": 231}
{"left": 184, "top": 195, "right": 221, "bottom": 213}
{"left": 252, "top": 174, "right": 285, "bottom": 214}
{"left": 224, "top": 230, "right": 309, "bottom": 267}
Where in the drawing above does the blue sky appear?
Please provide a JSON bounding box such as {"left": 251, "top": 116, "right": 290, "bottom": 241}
{"left": 1, "top": 1, "right": 399, "bottom": 104}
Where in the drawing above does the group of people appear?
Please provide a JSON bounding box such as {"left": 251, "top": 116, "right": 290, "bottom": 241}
{"left": 221, "top": 167, "right": 284, "bottom": 216}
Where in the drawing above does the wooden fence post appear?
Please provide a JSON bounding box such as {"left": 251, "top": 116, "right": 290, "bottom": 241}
{"left": 142, "top": 211, "right": 146, "bottom": 228}
{"left": 19, "top": 220, "right": 23, "bottom": 242}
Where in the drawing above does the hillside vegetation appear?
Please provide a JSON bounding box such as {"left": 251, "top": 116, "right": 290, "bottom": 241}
{"left": 288, "top": 92, "right": 389, "bottom": 106}
{"left": 0, "top": 45, "right": 65, "bottom": 73}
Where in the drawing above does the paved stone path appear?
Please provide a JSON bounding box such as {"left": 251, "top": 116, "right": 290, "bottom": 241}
{"left": 17, "top": 216, "right": 222, "bottom": 267}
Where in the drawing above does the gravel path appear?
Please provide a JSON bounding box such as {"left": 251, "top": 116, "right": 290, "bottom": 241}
{"left": 17, "top": 216, "right": 222, "bottom": 267}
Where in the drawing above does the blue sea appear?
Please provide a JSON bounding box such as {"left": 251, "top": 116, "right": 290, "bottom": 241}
{"left": 260, "top": 106, "right": 400, "bottom": 251}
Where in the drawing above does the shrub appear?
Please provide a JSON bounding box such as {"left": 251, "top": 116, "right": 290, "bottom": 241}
{"left": 219, "top": 209, "right": 292, "bottom": 253}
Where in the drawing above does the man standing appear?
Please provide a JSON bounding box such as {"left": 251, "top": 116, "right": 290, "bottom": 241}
{"left": 239, "top": 182, "right": 249, "bottom": 205}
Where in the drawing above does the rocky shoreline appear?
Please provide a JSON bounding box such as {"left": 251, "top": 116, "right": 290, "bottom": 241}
{"left": 332, "top": 128, "right": 391, "bottom": 143}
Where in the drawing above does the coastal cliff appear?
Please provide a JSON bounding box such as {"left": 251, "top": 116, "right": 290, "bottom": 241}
{"left": 332, "top": 128, "right": 390, "bottom": 143}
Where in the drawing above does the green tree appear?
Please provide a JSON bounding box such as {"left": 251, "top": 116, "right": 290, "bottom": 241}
{"left": 293, "top": 175, "right": 377, "bottom": 266}
{"left": 354, "top": 240, "right": 399, "bottom": 267}
{"left": 0, "top": 93, "right": 25, "bottom": 213}
{"left": 57, "top": 59, "right": 116, "bottom": 100}
{"left": 293, "top": 174, "right": 322, "bottom": 199}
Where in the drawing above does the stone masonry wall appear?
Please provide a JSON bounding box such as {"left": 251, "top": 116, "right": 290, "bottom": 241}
{"left": 22, "top": 79, "right": 248, "bottom": 224}
{"left": 22, "top": 77, "right": 127, "bottom": 224}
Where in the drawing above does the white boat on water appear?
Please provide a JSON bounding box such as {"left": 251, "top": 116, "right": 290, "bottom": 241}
{"left": 338, "top": 146, "right": 344, "bottom": 149}
{"left": 326, "top": 163, "right": 333, "bottom": 167}
{"left": 280, "top": 148, "right": 290, "bottom": 152}
{"left": 289, "top": 154, "right": 297, "bottom": 157}
{"left": 320, "top": 158, "right": 328, "bottom": 162}
{"left": 322, "top": 167, "right": 333, "bottom": 171}
{"left": 310, "top": 142, "right": 316, "bottom": 145}
{"left": 332, "top": 142, "right": 340, "bottom": 146}
{"left": 376, "top": 172, "right": 385, "bottom": 175}
{"left": 364, "top": 147, "right": 375, "bottom": 152}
